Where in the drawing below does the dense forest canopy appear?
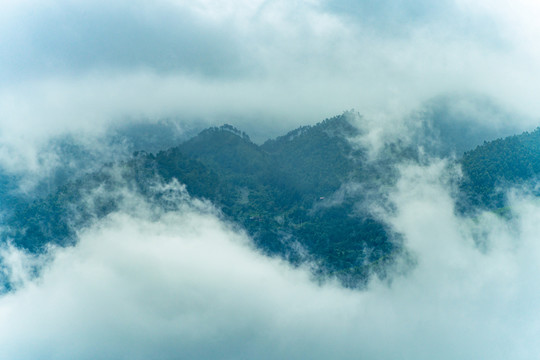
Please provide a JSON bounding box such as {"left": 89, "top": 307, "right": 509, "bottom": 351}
{"left": 3, "top": 109, "right": 540, "bottom": 288}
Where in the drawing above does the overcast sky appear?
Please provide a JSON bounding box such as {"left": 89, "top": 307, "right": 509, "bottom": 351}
{"left": 1, "top": 0, "right": 540, "bottom": 147}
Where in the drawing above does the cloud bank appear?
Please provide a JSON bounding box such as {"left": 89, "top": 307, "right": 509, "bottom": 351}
{"left": 1, "top": 164, "right": 540, "bottom": 359}
{"left": 1, "top": 0, "right": 540, "bottom": 176}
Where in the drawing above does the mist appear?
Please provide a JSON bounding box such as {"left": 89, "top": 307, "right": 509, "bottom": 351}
{"left": 2, "top": 0, "right": 540, "bottom": 175}
{"left": 2, "top": 0, "right": 540, "bottom": 359}
{"left": 0, "top": 162, "right": 539, "bottom": 359}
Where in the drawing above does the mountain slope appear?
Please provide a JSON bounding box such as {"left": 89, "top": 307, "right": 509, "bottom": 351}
{"left": 261, "top": 113, "right": 363, "bottom": 199}
{"left": 5, "top": 113, "right": 401, "bottom": 288}
{"left": 459, "top": 128, "right": 540, "bottom": 211}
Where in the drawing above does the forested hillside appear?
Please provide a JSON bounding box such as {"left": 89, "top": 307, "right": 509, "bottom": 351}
{"left": 5, "top": 113, "right": 404, "bottom": 287}
{"left": 4, "top": 111, "right": 540, "bottom": 288}
{"left": 459, "top": 128, "right": 540, "bottom": 211}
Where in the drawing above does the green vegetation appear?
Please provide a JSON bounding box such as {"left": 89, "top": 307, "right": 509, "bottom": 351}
{"left": 459, "top": 128, "right": 540, "bottom": 211}
{"left": 6, "top": 113, "right": 401, "bottom": 288}
{"left": 7, "top": 111, "right": 539, "bottom": 288}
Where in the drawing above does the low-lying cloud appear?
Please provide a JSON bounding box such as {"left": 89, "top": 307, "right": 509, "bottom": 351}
{"left": 2, "top": 0, "right": 540, "bottom": 177}
{"left": 1, "top": 163, "right": 540, "bottom": 359}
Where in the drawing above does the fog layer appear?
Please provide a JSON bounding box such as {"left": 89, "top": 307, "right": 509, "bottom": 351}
{"left": 1, "top": 164, "right": 539, "bottom": 359}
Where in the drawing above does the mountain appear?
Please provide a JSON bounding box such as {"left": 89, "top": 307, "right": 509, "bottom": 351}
{"left": 170, "top": 113, "right": 401, "bottom": 286}
{"left": 4, "top": 112, "right": 404, "bottom": 288}
{"left": 260, "top": 113, "right": 362, "bottom": 196}
{"left": 459, "top": 127, "right": 540, "bottom": 211}
{"left": 4, "top": 108, "right": 538, "bottom": 289}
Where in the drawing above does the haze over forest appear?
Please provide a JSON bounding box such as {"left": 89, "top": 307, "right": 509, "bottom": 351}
{"left": 2, "top": 1, "right": 540, "bottom": 359}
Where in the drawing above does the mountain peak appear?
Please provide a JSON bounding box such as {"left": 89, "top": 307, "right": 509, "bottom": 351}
{"left": 199, "top": 124, "right": 251, "bottom": 142}
{"left": 261, "top": 112, "right": 359, "bottom": 152}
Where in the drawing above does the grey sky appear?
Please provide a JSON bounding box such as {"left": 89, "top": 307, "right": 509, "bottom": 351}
{"left": 0, "top": 0, "right": 248, "bottom": 82}
{"left": 0, "top": 0, "right": 506, "bottom": 80}
{"left": 0, "top": 0, "right": 538, "bottom": 176}
{"left": 0, "top": 0, "right": 538, "bottom": 177}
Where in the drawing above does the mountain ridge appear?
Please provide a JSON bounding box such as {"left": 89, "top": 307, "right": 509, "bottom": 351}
{"left": 4, "top": 110, "right": 540, "bottom": 288}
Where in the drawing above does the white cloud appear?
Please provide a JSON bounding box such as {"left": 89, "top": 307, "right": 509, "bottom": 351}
{"left": 1, "top": 0, "right": 540, "bottom": 177}
{"left": 1, "top": 169, "right": 540, "bottom": 359}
